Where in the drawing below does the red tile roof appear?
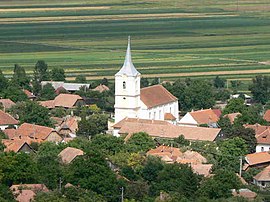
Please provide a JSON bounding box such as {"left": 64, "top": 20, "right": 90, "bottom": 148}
{"left": 177, "top": 150, "right": 207, "bottom": 164}
{"left": 189, "top": 109, "right": 219, "bottom": 125}
{"left": 58, "top": 147, "right": 84, "bottom": 164}
{"left": 140, "top": 85, "right": 177, "bottom": 108}
{"left": 60, "top": 116, "right": 79, "bottom": 134}
{"left": 2, "top": 139, "right": 32, "bottom": 153}
{"left": 264, "top": 110, "right": 270, "bottom": 122}
{"left": 232, "top": 189, "right": 257, "bottom": 200}
{"left": 23, "top": 89, "right": 36, "bottom": 99}
{"left": 164, "top": 113, "right": 176, "bottom": 121}
{"left": 224, "top": 112, "right": 241, "bottom": 124}
{"left": 15, "top": 123, "right": 55, "bottom": 142}
{"left": 191, "top": 164, "right": 213, "bottom": 177}
{"left": 39, "top": 93, "right": 83, "bottom": 109}
{"left": 147, "top": 145, "right": 182, "bottom": 162}
{"left": 245, "top": 152, "right": 270, "bottom": 166}
{"left": 93, "top": 84, "right": 110, "bottom": 93}
{"left": 244, "top": 124, "right": 270, "bottom": 136}
{"left": 254, "top": 165, "right": 270, "bottom": 181}
{"left": 256, "top": 129, "right": 270, "bottom": 145}
{"left": 212, "top": 109, "right": 222, "bottom": 118}
{"left": 0, "top": 110, "right": 18, "bottom": 125}
{"left": 117, "top": 120, "right": 221, "bottom": 141}
{"left": 0, "top": 99, "right": 15, "bottom": 110}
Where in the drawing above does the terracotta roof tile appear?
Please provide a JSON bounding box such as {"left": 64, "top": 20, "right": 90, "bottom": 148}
{"left": 60, "top": 116, "right": 79, "bottom": 134}
{"left": 264, "top": 110, "right": 270, "bottom": 122}
{"left": 23, "top": 89, "right": 36, "bottom": 99}
{"left": 116, "top": 119, "right": 221, "bottom": 141}
{"left": 4, "top": 128, "right": 17, "bottom": 139}
{"left": 0, "top": 99, "right": 15, "bottom": 110}
{"left": 140, "top": 85, "right": 177, "bottom": 108}
{"left": 191, "top": 164, "right": 213, "bottom": 177}
{"left": 164, "top": 113, "right": 176, "bottom": 121}
{"left": 10, "top": 184, "right": 49, "bottom": 193}
{"left": 244, "top": 124, "right": 270, "bottom": 136}
{"left": 212, "top": 109, "right": 222, "bottom": 118}
{"left": 15, "top": 190, "right": 35, "bottom": 202}
{"left": 254, "top": 165, "right": 270, "bottom": 181}
{"left": 147, "top": 145, "right": 182, "bottom": 162}
{"left": 256, "top": 129, "right": 270, "bottom": 145}
{"left": 93, "top": 84, "right": 110, "bottom": 93}
{"left": 0, "top": 110, "right": 18, "bottom": 125}
{"left": 232, "top": 189, "right": 257, "bottom": 200}
{"left": 245, "top": 152, "right": 270, "bottom": 166}
{"left": 17, "top": 123, "right": 55, "bottom": 141}
{"left": 189, "top": 109, "right": 219, "bottom": 125}
{"left": 58, "top": 147, "right": 84, "bottom": 164}
{"left": 177, "top": 150, "right": 207, "bottom": 164}
{"left": 224, "top": 112, "right": 241, "bottom": 124}
{"left": 2, "top": 139, "right": 32, "bottom": 153}
{"left": 39, "top": 94, "right": 83, "bottom": 109}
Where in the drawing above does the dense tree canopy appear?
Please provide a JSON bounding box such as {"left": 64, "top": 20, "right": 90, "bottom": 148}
{"left": 50, "top": 67, "right": 66, "bottom": 81}
{"left": 249, "top": 75, "right": 270, "bottom": 104}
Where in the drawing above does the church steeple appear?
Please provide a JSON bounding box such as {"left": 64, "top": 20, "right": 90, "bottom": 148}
{"left": 115, "top": 36, "right": 140, "bottom": 76}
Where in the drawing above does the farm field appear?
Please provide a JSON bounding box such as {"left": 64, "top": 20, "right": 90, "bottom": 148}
{"left": 0, "top": 0, "right": 269, "bottom": 85}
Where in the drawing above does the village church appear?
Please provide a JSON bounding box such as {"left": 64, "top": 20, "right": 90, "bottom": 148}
{"left": 114, "top": 37, "right": 179, "bottom": 124}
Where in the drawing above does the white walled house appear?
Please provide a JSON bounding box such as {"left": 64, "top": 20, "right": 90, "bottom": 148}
{"left": 114, "top": 37, "right": 179, "bottom": 124}
{"left": 179, "top": 109, "right": 220, "bottom": 127}
{"left": 255, "top": 129, "right": 270, "bottom": 153}
{"left": 0, "top": 110, "right": 18, "bottom": 130}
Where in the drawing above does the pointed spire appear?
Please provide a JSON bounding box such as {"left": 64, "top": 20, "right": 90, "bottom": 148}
{"left": 115, "top": 36, "right": 140, "bottom": 76}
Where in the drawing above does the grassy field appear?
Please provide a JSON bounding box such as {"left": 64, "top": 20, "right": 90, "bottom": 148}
{"left": 0, "top": 0, "right": 269, "bottom": 87}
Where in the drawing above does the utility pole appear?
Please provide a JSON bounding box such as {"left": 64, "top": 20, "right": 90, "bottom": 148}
{"left": 121, "top": 187, "right": 124, "bottom": 202}
{"left": 239, "top": 156, "right": 242, "bottom": 177}
{"left": 59, "top": 177, "right": 63, "bottom": 192}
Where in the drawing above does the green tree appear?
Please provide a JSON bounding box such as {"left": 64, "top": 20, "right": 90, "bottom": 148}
{"left": 125, "top": 132, "right": 156, "bottom": 153}
{"left": 9, "top": 101, "right": 53, "bottom": 127}
{"left": 50, "top": 67, "right": 66, "bottom": 81}
{"left": 151, "top": 163, "right": 199, "bottom": 198}
{"left": 151, "top": 77, "right": 159, "bottom": 85}
{"left": 0, "top": 70, "right": 8, "bottom": 92}
{"left": 250, "top": 75, "right": 270, "bottom": 104}
{"left": 141, "top": 77, "right": 149, "bottom": 88}
{"left": 3, "top": 83, "right": 28, "bottom": 102}
{"left": 213, "top": 76, "right": 225, "bottom": 88}
{"left": 0, "top": 184, "right": 16, "bottom": 202}
{"left": 198, "top": 169, "right": 241, "bottom": 199}
{"left": 66, "top": 150, "right": 120, "bottom": 202}
{"left": 34, "top": 60, "right": 49, "bottom": 82}
{"left": 222, "top": 98, "right": 246, "bottom": 115}
{"left": 0, "top": 152, "right": 37, "bottom": 186}
{"left": 40, "top": 83, "right": 56, "bottom": 100}
{"left": 77, "top": 114, "right": 108, "bottom": 137}
{"left": 13, "top": 64, "right": 30, "bottom": 89}
{"left": 36, "top": 142, "right": 62, "bottom": 189}
{"left": 217, "top": 137, "right": 248, "bottom": 172}
{"left": 183, "top": 79, "right": 215, "bottom": 111}
{"left": 141, "top": 156, "right": 164, "bottom": 182}
{"left": 90, "top": 134, "right": 125, "bottom": 155}
{"left": 214, "top": 89, "right": 230, "bottom": 102}
{"left": 75, "top": 75, "right": 86, "bottom": 83}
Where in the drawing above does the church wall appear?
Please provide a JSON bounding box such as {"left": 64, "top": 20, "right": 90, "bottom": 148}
{"left": 138, "top": 101, "right": 179, "bottom": 121}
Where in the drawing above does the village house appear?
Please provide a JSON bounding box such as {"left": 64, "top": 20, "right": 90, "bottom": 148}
{"left": 2, "top": 139, "right": 33, "bottom": 153}
{"left": 253, "top": 165, "right": 270, "bottom": 188}
{"left": 114, "top": 37, "right": 179, "bottom": 124}
{"left": 10, "top": 184, "right": 49, "bottom": 202}
{"left": 231, "top": 189, "right": 257, "bottom": 200}
{"left": 263, "top": 109, "right": 270, "bottom": 122}
{"left": 0, "top": 98, "right": 15, "bottom": 111}
{"left": 113, "top": 117, "right": 222, "bottom": 142}
{"left": 147, "top": 145, "right": 212, "bottom": 177}
{"left": 39, "top": 93, "right": 85, "bottom": 109}
{"left": 4, "top": 123, "right": 62, "bottom": 143}
{"left": 0, "top": 110, "right": 18, "bottom": 130}
{"left": 58, "top": 147, "right": 84, "bottom": 164}
{"left": 41, "top": 81, "right": 90, "bottom": 93}
{"left": 58, "top": 116, "right": 80, "bottom": 137}
{"left": 224, "top": 112, "right": 241, "bottom": 124}
{"left": 243, "top": 152, "right": 270, "bottom": 170}
{"left": 245, "top": 124, "right": 270, "bottom": 153}
{"left": 23, "top": 89, "right": 36, "bottom": 101}
{"left": 179, "top": 109, "right": 220, "bottom": 127}
{"left": 93, "top": 84, "right": 110, "bottom": 93}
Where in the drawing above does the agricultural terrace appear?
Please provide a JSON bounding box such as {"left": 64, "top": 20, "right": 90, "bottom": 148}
{"left": 0, "top": 0, "right": 269, "bottom": 84}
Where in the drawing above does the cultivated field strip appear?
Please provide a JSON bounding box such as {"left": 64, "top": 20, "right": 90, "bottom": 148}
{"left": 0, "top": 0, "right": 269, "bottom": 82}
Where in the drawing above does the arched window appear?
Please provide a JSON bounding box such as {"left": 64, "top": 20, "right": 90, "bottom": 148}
{"left": 123, "top": 81, "right": 126, "bottom": 89}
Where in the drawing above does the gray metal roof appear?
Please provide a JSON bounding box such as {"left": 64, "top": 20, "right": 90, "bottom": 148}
{"left": 115, "top": 36, "right": 140, "bottom": 77}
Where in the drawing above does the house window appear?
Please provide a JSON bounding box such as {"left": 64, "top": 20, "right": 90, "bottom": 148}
{"left": 159, "top": 110, "right": 161, "bottom": 119}
{"left": 149, "top": 112, "right": 151, "bottom": 119}
{"left": 170, "top": 107, "right": 172, "bottom": 113}
{"left": 261, "top": 147, "right": 264, "bottom": 152}
{"left": 154, "top": 112, "right": 156, "bottom": 119}
{"left": 262, "top": 181, "right": 265, "bottom": 187}
{"left": 123, "top": 97, "right": 126, "bottom": 100}
{"left": 123, "top": 81, "right": 126, "bottom": 89}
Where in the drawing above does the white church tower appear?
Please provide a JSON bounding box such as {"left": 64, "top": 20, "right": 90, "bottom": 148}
{"left": 114, "top": 37, "right": 141, "bottom": 123}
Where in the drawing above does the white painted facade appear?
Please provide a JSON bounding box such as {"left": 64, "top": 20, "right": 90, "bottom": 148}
{"left": 0, "top": 125, "right": 17, "bottom": 131}
{"left": 178, "top": 112, "right": 198, "bottom": 126}
{"left": 256, "top": 144, "right": 270, "bottom": 153}
{"left": 114, "top": 37, "right": 179, "bottom": 124}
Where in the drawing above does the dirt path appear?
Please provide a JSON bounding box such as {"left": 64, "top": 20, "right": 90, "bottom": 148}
{"left": 0, "top": 6, "right": 110, "bottom": 12}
